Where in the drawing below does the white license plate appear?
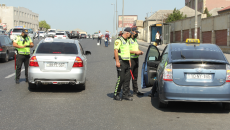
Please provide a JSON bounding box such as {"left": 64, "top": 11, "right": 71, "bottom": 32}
{"left": 58, "top": 37, "right": 62, "bottom": 39}
{"left": 46, "top": 63, "right": 66, "bottom": 67}
{"left": 187, "top": 74, "right": 212, "bottom": 79}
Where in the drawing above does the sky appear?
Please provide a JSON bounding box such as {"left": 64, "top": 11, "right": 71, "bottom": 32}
{"left": 4, "top": 0, "right": 185, "bottom": 34}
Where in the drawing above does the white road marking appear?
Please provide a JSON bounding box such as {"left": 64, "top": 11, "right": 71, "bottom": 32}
{"left": 5, "top": 69, "right": 25, "bottom": 79}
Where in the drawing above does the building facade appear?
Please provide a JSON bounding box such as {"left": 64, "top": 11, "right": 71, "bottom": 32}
{"left": 0, "top": 4, "right": 39, "bottom": 31}
{"left": 185, "top": 0, "right": 230, "bottom": 13}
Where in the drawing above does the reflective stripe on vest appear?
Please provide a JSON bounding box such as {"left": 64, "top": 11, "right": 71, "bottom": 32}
{"left": 17, "top": 36, "right": 31, "bottom": 55}
{"left": 117, "top": 37, "right": 130, "bottom": 60}
{"left": 129, "top": 38, "right": 139, "bottom": 58}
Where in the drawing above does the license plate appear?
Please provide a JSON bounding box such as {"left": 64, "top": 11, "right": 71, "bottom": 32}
{"left": 187, "top": 74, "right": 212, "bottom": 79}
{"left": 46, "top": 63, "right": 66, "bottom": 67}
{"left": 58, "top": 37, "right": 62, "bottom": 39}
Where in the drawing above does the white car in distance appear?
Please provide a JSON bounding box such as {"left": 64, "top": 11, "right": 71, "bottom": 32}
{"left": 54, "top": 31, "right": 69, "bottom": 39}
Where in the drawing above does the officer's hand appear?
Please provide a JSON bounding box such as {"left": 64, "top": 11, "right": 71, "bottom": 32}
{"left": 116, "top": 62, "right": 120, "bottom": 68}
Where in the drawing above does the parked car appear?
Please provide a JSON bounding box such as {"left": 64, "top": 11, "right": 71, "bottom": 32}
{"left": 0, "top": 35, "right": 15, "bottom": 62}
{"left": 141, "top": 39, "right": 230, "bottom": 110}
{"left": 81, "top": 34, "right": 86, "bottom": 39}
{"left": 28, "top": 38, "right": 91, "bottom": 90}
{"left": 54, "top": 31, "right": 69, "bottom": 39}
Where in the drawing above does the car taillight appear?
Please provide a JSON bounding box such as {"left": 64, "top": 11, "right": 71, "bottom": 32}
{"left": 55, "top": 35, "right": 57, "bottom": 37}
{"left": 63, "top": 35, "right": 66, "bottom": 37}
{"left": 226, "top": 65, "right": 230, "bottom": 82}
{"left": 10, "top": 31, "right": 12, "bottom": 35}
{"left": 29, "top": 56, "right": 39, "bottom": 67}
{"left": 163, "top": 64, "right": 173, "bottom": 81}
{"left": 0, "top": 47, "right": 2, "bottom": 51}
{"left": 73, "top": 57, "right": 83, "bottom": 67}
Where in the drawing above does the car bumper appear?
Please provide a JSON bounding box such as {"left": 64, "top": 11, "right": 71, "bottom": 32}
{"left": 160, "top": 81, "right": 230, "bottom": 103}
{"left": 28, "top": 67, "right": 85, "bottom": 84}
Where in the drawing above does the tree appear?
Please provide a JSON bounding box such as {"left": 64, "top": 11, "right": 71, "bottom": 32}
{"left": 203, "top": 7, "right": 212, "bottom": 17}
{"left": 165, "top": 8, "right": 187, "bottom": 23}
{"left": 39, "top": 20, "right": 51, "bottom": 30}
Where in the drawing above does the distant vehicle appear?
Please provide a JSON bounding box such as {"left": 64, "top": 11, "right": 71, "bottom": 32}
{"left": 0, "top": 30, "right": 6, "bottom": 35}
{"left": 142, "top": 39, "right": 230, "bottom": 110}
{"left": 36, "top": 31, "right": 46, "bottom": 38}
{"left": 0, "top": 23, "right": 7, "bottom": 31}
{"left": 28, "top": 38, "right": 91, "bottom": 90}
{"left": 25, "top": 28, "right": 35, "bottom": 42}
{"left": 65, "top": 31, "right": 70, "bottom": 38}
{"left": 54, "top": 31, "right": 69, "bottom": 39}
{"left": 81, "top": 34, "right": 86, "bottom": 39}
{"left": 93, "top": 32, "right": 98, "bottom": 40}
{"left": 47, "top": 29, "right": 56, "bottom": 38}
{"left": 87, "top": 34, "right": 92, "bottom": 39}
{"left": 70, "top": 31, "right": 80, "bottom": 39}
{"left": 0, "top": 35, "right": 14, "bottom": 62}
{"left": 10, "top": 27, "right": 24, "bottom": 40}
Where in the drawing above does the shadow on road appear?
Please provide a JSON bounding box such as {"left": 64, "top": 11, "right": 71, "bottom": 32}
{"left": 151, "top": 96, "right": 229, "bottom": 114}
{"left": 29, "top": 84, "right": 83, "bottom": 93}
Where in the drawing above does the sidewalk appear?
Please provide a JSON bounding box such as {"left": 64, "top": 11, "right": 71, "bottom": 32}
{"left": 137, "top": 39, "right": 230, "bottom": 62}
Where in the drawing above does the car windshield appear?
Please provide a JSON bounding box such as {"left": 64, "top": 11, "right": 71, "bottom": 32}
{"left": 13, "top": 29, "right": 23, "bottom": 32}
{"left": 81, "top": 34, "right": 86, "bottom": 36}
{"left": 56, "top": 33, "right": 64, "bottom": 35}
{"left": 48, "top": 30, "right": 55, "bottom": 32}
{"left": 171, "top": 50, "right": 226, "bottom": 61}
{"left": 36, "top": 43, "right": 78, "bottom": 54}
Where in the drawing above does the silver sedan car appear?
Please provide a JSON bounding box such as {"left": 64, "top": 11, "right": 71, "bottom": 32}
{"left": 28, "top": 38, "right": 91, "bottom": 90}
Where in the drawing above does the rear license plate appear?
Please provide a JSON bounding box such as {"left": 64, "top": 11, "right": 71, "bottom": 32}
{"left": 58, "top": 37, "right": 62, "bottom": 39}
{"left": 187, "top": 74, "right": 212, "bottom": 79}
{"left": 46, "top": 63, "right": 66, "bottom": 67}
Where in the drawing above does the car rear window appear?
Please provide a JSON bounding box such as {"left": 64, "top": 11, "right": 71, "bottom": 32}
{"left": 171, "top": 50, "right": 225, "bottom": 61}
{"left": 56, "top": 33, "right": 64, "bottom": 35}
{"left": 13, "top": 29, "right": 23, "bottom": 32}
{"left": 48, "top": 30, "right": 55, "bottom": 32}
{"left": 36, "top": 43, "right": 78, "bottom": 54}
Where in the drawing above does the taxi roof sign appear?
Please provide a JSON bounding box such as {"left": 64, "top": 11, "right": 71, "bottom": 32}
{"left": 186, "top": 39, "right": 200, "bottom": 43}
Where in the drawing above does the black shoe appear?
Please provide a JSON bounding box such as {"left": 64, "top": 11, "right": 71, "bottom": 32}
{"left": 122, "top": 97, "right": 133, "bottom": 101}
{"left": 128, "top": 92, "right": 133, "bottom": 97}
{"left": 16, "top": 80, "right": 19, "bottom": 84}
{"left": 134, "top": 91, "right": 144, "bottom": 96}
{"left": 113, "top": 95, "right": 122, "bottom": 101}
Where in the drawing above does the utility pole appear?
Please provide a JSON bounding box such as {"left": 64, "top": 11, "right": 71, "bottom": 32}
{"left": 111, "top": 3, "right": 115, "bottom": 36}
{"left": 116, "top": 0, "right": 118, "bottom": 38}
{"left": 195, "top": 0, "right": 198, "bottom": 39}
{"left": 122, "top": 0, "right": 124, "bottom": 32}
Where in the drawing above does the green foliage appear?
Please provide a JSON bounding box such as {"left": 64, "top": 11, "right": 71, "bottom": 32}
{"left": 165, "top": 8, "right": 187, "bottom": 23}
{"left": 39, "top": 20, "right": 51, "bottom": 30}
{"left": 203, "top": 7, "right": 212, "bottom": 17}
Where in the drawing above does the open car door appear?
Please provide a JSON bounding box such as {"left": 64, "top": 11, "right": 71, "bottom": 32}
{"left": 141, "top": 45, "right": 160, "bottom": 89}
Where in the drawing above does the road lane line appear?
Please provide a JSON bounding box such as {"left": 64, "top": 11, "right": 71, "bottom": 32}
{"left": 5, "top": 69, "right": 25, "bottom": 79}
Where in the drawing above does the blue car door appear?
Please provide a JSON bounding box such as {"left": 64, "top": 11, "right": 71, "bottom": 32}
{"left": 141, "top": 45, "right": 160, "bottom": 89}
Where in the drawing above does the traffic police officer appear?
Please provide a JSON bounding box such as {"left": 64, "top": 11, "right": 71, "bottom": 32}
{"left": 13, "top": 29, "right": 34, "bottom": 84}
{"left": 128, "top": 27, "right": 144, "bottom": 96}
{"left": 114, "top": 27, "right": 133, "bottom": 101}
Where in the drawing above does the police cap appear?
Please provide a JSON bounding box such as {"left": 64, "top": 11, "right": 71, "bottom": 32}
{"left": 22, "top": 29, "right": 29, "bottom": 34}
{"left": 124, "top": 27, "right": 132, "bottom": 33}
{"left": 131, "top": 27, "right": 140, "bottom": 33}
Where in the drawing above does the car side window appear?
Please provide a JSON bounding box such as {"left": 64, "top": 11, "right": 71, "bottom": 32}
{"left": 4, "top": 37, "right": 10, "bottom": 45}
{"left": 0, "top": 37, "right": 5, "bottom": 45}
{"left": 146, "top": 46, "right": 160, "bottom": 61}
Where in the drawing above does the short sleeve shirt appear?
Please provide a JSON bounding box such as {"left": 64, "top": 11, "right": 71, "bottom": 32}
{"left": 13, "top": 36, "right": 32, "bottom": 44}
{"left": 114, "top": 39, "right": 122, "bottom": 50}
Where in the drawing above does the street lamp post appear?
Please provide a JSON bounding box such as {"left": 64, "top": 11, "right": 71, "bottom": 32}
{"left": 195, "top": 0, "right": 198, "bottom": 39}
{"left": 111, "top": 3, "right": 115, "bottom": 36}
{"left": 122, "top": 0, "right": 124, "bottom": 32}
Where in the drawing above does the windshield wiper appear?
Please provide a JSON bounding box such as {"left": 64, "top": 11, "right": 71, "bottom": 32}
{"left": 181, "top": 51, "right": 186, "bottom": 59}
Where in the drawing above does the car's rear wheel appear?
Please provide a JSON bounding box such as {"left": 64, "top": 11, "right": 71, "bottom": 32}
{"left": 28, "top": 83, "right": 37, "bottom": 90}
{"left": 222, "top": 103, "right": 230, "bottom": 110}
{"left": 158, "top": 97, "right": 168, "bottom": 108}
{"left": 3, "top": 51, "right": 9, "bottom": 62}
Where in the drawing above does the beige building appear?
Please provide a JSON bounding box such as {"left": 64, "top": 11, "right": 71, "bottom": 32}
{"left": 0, "top": 4, "right": 39, "bottom": 31}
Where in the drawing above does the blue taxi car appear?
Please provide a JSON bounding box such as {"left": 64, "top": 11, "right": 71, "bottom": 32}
{"left": 141, "top": 39, "right": 230, "bottom": 109}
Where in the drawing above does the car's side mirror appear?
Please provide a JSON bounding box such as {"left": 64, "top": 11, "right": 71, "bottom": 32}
{"left": 85, "top": 51, "right": 91, "bottom": 55}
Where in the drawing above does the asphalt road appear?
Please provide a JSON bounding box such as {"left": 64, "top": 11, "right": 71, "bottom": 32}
{"left": 0, "top": 38, "right": 230, "bottom": 130}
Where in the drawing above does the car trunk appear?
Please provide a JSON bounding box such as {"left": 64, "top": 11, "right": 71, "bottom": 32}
{"left": 35, "top": 54, "right": 76, "bottom": 72}
{"left": 172, "top": 62, "right": 226, "bottom": 86}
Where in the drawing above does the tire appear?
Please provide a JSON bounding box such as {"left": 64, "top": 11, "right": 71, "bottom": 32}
{"left": 3, "top": 51, "right": 9, "bottom": 62}
{"left": 223, "top": 103, "right": 230, "bottom": 110}
{"left": 29, "top": 83, "right": 37, "bottom": 90}
{"left": 158, "top": 97, "right": 168, "bottom": 108}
